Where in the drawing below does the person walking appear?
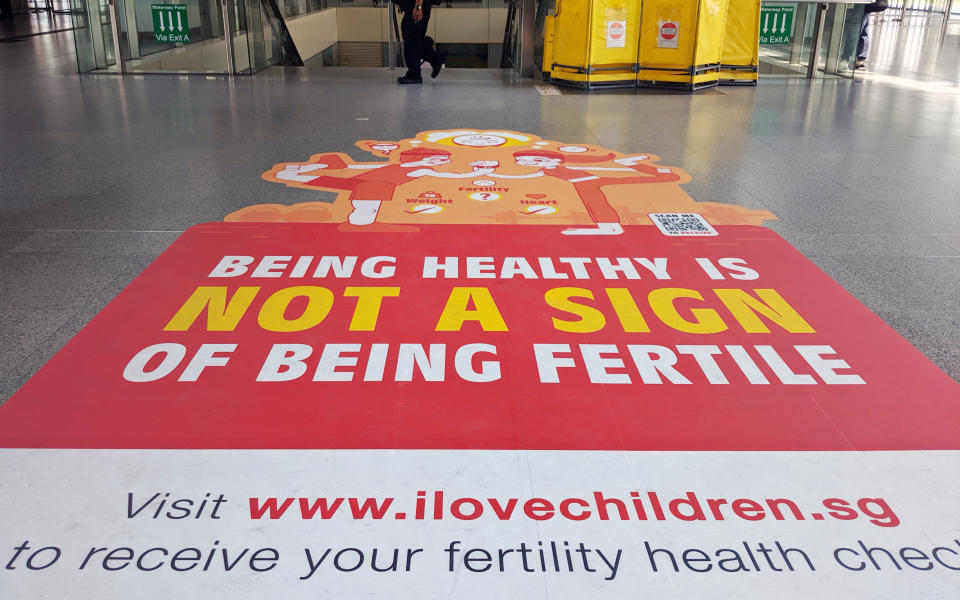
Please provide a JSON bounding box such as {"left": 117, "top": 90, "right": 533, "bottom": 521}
{"left": 856, "top": 0, "right": 888, "bottom": 69}
{"left": 393, "top": 0, "right": 445, "bottom": 84}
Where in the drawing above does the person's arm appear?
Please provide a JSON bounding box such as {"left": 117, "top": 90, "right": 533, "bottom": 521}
{"left": 616, "top": 155, "right": 679, "bottom": 181}
{"left": 407, "top": 168, "right": 493, "bottom": 178}
{"left": 275, "top": 154, "right": 384, "bottom": 182}
{"left": 276, "top": 163, "right": 328, "bottom": 182}
{"left": 622, "top": 164, "right": 676, "bottom": 178}
{"left": 487, "top": 171, "right": 546, "bottom": 179}
{"left": 568, "top": 166, "right": 634, "bottom": 171}
{"left": 567, "top": 157, "right": 679, "bottom": 183}
{"left": 568, "top": 155, "right": 652, "bottom": 171}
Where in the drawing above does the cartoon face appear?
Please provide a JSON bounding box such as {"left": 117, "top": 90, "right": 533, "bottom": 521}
{"left": 452, "top": 134, "right": 508, "bottom": 147}
{"left": 515, "top": 155, "right": 562, "bottom": 168}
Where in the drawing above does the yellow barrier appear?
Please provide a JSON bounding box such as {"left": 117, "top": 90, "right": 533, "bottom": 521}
{"left": 547, "top": 0, "right": 642, "bottom": 88}
{"left": 542, "top": 0, "right": 737, "bottom": 92}
{"left": 719, "top": 0, "right": 761, "bottom": 85}
{"left": 636, "top": 0, "right": 731, "bottom": 90}
{"left": 542, "top": 14, "right": 556, "bottom": 78}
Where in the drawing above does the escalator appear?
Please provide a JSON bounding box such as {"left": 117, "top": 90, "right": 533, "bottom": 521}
{"left": 71, "top": 0, "right": 534, "bottom": 75}
{"left": 318, "top": 0, "right": 528, "bottom": 70}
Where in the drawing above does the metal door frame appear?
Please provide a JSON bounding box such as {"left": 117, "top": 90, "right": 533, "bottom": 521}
{"left": 104, "top": 0, "right": 239, "bottom": 75}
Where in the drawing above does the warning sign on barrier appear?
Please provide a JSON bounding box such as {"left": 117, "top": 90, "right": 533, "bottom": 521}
{"left": 658, "top": 20, "right": 680, "bottom": 48}
{"left": 607, "top": 20, "right": 627, "bottom": 48}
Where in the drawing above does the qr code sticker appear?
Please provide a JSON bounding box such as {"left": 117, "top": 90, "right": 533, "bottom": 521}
{"left": 649, "top": 213, "right": 718, "bottom": 236}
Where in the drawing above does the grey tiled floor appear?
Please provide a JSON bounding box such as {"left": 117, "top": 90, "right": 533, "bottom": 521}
{"left": 1, "top": 22, "right": 960, "bottom": 402}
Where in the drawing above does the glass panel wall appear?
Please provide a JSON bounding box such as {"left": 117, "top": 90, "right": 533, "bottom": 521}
{"left": 759, "top": 1, "right": 864, "bottom": 78}
{"left": 320, "top": 0, "right": 511, "bottom": 68}
{"left": 70, "top": 0, "right": 107, "bottom": 70}
{"left": 69, "top": 0, "right": 525, "bottom": 73}
{"left": 71, "top": 0, "right": 299, "bottom": 73}
{"left": 275, "top": 0, "right": 326, "bottom": 17}
{"left": 127, "top": 0, "right": 230, "bottom": 72}
{"left": 883, "top": 0, "right": 955, "bottom": 15}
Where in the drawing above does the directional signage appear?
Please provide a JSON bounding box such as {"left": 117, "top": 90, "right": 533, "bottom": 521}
{"left": 151, "top": 3, "right": 190, "bottom": 44}
{"left": 759, "top": 4, "right": 795, "bottom": 45}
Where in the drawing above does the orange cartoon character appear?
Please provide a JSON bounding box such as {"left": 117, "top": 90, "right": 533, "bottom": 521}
{"left": 241, "top": 130, "right": 775, "bottom": 230}
{"left": 509, "top": 149, "right": 682, "bottom": 235}
{"left": 272, "top": 147, "right": 490, "bottom": 230}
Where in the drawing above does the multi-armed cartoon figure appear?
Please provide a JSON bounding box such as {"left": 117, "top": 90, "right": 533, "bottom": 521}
{"left": 242, "top": 130, "right": 773, "bottom": 233}
{"left": 274, "top": 146, "right": 490, "bottom": 230}
{"left": 507, "top": 148, "right": 681, "bottom": 235}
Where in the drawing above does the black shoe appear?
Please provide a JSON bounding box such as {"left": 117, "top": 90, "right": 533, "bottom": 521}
{"left": 397, "top": 75, "right": 423, "bottom": 84}
{"left": 854, "top": 59, "right": 867, "bottom": 69}
{"left": 430, "top": 55, "right": 446, "bottom": 79}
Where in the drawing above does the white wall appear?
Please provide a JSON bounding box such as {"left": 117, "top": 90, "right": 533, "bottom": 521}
{"left": 287, "top": 7, "right": 339, "bottom": 60}
{"left": 337, "top": 7, "right": 508, "bottom": 43}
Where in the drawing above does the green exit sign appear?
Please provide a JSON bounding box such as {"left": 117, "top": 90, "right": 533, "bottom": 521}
{"left": 152, "top": 4, "right": 191, "bottom": 44}
{"left": 760, "top": 5, "right": 795, "bottom": 45}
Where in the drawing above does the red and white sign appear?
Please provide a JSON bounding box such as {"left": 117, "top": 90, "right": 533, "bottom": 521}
{"left": 1, "top": 222, "right": 959, "bottom": 598}
{"left": 1, "top": 223, "right": 956, "bottom": 451}
{"left": 606, "top": 20, "right": 627, "bottom": 48}
{"left": 658, "top": 20, "right": 680, "bottom": 48}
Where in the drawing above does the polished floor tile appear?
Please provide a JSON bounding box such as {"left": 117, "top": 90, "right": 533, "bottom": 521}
{"left": 2, "top": 18, "right": 960, "bottom": 405}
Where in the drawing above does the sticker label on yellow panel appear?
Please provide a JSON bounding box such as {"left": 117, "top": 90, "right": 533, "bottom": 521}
{"left": 658, "top": 20, "right": 680, "bottom": 48}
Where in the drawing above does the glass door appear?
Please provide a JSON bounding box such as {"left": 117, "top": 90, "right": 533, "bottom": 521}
{"left": 71, "top": 0, "right": 299, "bottom": 73}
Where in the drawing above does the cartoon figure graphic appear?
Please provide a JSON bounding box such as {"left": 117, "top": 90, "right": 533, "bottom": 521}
{"left": 273, "top": 147, "right": 486, "bottom": 230}
{"left": 239, "top": 129, "right": 776, "bottom": 230}
{"left": 508, "top": 149, "right": 682, "bottom": 235}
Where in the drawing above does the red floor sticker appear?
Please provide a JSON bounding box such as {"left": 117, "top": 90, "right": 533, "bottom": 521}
{"left": 0, "top": 222, "right": 956, "bottom": 450}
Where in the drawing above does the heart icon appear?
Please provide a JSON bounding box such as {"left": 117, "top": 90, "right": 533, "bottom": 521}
{"left": 526, "top": 194, "right": 547, "bottom": 199}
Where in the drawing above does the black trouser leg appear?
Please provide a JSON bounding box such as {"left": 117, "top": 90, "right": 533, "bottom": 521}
{"left": 421, "top": 35, "right": 440, "bottom": 68}
{"left": 401, "top": 8, "right": 431, "bottom": 78}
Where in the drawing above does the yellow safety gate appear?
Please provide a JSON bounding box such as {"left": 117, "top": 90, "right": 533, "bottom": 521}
{"left": 544, "top": 0, "right": 757, "bottom": 92}
{"left": 719, "top": 0, "right": 762, "bottom": 85}
{"left": 636, "top": 0, "right": 731, "bottom": 90}
{"left": 546, "top": 0, "right": 642, "bottom": 88}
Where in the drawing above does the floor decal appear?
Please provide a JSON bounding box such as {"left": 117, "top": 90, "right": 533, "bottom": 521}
{"left": 232, "top": 130, "right": 775, "bottom": 231}
{"left": 1, "top": 131, "right": 958, "bottom": 598}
